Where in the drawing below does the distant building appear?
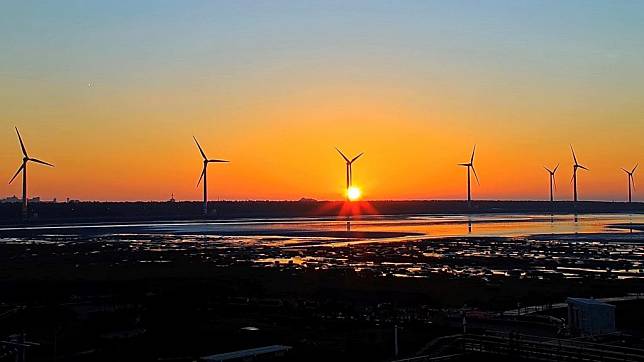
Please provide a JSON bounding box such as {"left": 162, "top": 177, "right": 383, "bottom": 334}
{"left": 298, "top": 198, "right": 317, "bottom": 202}
{"left": 201, "top": 345, "right": 292, "bottom": 361}
{"left": 0, "top": 196, "right": 20, "bottom": 203}
{"left": 567, "top": 298, "right": 616, "bottom": 336}
{"left": 0, "top": 196, "right": 40, "bottom": 203}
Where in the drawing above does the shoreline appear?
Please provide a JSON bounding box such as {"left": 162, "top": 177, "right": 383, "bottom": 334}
{"left": 0, "top": 200, "right": 642, "bottom": 227}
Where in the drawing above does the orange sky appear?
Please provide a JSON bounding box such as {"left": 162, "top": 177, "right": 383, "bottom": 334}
{"left": 1, "top": 2, "right": 642, "bottom": 202}
{"left": 1, "top": 78, "right": 641, "bottom": 202}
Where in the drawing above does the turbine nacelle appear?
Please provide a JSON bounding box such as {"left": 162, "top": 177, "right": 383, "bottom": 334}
{"left": 544, "top": 164, "right": 559, "bottom": 175}
{"left": 622, "top": 164, "right": 638, "bottom": 176}
{"left": 336, "top": 148, "right": 363, "bottom": 165}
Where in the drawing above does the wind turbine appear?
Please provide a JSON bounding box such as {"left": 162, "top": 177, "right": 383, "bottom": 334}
{"left": 458, "top": 145, "right": 479, "bottom": 207}
{"left": 544, "top": 164, "right": 559, "bottom": 202}
{"left": 9, "top": 127, "right": 54, "bottom": 219}
{"left": 194, "top": 136, "right": 229, "bottom": 216}
{"left": 570, "top": 146, "right": 588, "bottom": 203}
{"left": 335, "top": 148, "right": 363, "bottom": 200}
{"left": 622, "top": 164, "right": 638, "bottom": 203}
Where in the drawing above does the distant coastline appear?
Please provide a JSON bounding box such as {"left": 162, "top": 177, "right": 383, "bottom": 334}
{"left": 0, "top": 200, "right": 641, "bottom": 226}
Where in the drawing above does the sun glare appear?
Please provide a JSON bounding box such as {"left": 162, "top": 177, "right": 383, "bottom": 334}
{"left": 347, "top": 186, "right": 362, "bottom": 201}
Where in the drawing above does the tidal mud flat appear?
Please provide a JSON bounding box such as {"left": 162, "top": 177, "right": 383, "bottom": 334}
{"left": 1, "top": 214, "right": 643, "bottom": 361}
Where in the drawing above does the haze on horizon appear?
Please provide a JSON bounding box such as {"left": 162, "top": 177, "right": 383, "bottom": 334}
{"left": 1, "top": 1, "right": 642, "bottom": 202}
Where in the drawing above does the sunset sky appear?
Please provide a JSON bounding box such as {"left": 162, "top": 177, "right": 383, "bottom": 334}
{"left": 1, "top": 1, "right": 643, "bottom": 201}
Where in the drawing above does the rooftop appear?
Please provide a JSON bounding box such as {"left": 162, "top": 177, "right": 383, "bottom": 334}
{"left": 201, "top": 345, "right": 292, "bottom": 361}
{"left": 567, "top": 297, "right": 616, "bottom": 307}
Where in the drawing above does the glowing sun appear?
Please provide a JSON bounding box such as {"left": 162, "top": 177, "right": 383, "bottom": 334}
{"left": 347, "top": 186, "right": 362, "bottom": 201}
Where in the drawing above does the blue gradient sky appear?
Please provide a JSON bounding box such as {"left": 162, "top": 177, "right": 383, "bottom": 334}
{"left": 1, "top": 1, "right": 643, "bottom": 201}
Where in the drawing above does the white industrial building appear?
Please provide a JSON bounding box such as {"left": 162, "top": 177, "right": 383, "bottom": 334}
{"left": 567, "top": 298, "right": 616, "bottom": 336}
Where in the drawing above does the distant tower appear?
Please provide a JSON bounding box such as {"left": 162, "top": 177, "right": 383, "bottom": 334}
{"left": 570, "top": 146, "right": 588, "bottom": 203}
{"left": 544, "top": 164, "right": 559, "bottom": 203}
{"left": 458, "top": 145, "right": 479, "bottom": 207}
{"left": 335, "top": 148, "right": 364, "bottom": 201}
{"left": 622, "top": 165, "right": 638, "bottom": 203}
{"left": 9, "top": 127, "right": 54, "bottom": 219}
{"left": 193, "top": 136, "right": 229, "bottom": 216}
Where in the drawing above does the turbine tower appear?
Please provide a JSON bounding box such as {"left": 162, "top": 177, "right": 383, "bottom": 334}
{"left": 335, "top": 148, "right": 363, "bottom": 200}
{"left": 570, "top": 146, "right": 588, "bottom": 203}
{"left": 458, "top": 145, "right": 479, "bottom": 207}
{"left": 9, "top": 127, "right": 54, "bottom": 219}
{"left": 622, "top": 164, "right": 638, "bottom": 203}
{"left": 544, "top": 164, "right": 559, "bottom": 202}
{"left": 194, "top": 136, "right": 229, "bottom": 216}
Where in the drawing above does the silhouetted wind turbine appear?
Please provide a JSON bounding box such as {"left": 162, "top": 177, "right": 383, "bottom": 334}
{"left": 194, "top": 136, "right": 229, "bottom": 216}
{"left": 622, "top": 164, "right": 638, "bottom": 203}
{"left": 458, "top": 145, "right": 479, "bottom": 207}
{"left": 570, "top": 146, "right": 588, "bottom": 203}
{"left": 9, "top": 127, "right": 54, "bottom": 219}
{"left": 335, "top": 148, "right": 363, "bottom": 200}
{"left": 544, "top": 164, "right": 559, "bottom": 202}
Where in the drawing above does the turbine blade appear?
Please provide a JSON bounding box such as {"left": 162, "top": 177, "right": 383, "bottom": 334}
{"left": 196, "top": 166, "right": 206, "bottom": 188}
{"left": 622, "top": 168, "right": 629, "bottom": 174}
{"left": 632, "top": 175, "right": 636, "bottom": 191}
{"left": 579, "top": 165, "right": 589, "bottom": 171}
{"left": 458, "top": 163, "right": 470, "bottom": 167}
{"left": 471, "top": 165, "right": 480, "bottom": 185}
{"left": 193, "top": 136, "right": 207, "bottom": 160}
{"left": 544, "top": 166, "right": 552, "bottom": 173}
{"left": 15, "top": 127, "right": 28, "bottom": 157}
{"left": 470, "top": 145, "right": 476, "bottom": 163}
{"left": 351, "top": 152, "right": 364, "bottom": 163}
{"left": 570, "top": 145, "right": 578, "bottom": 165}
{"left": 553, "top": 174, "right": 557, "bottom": 191}
{"left": 554, "top": 164, "right": 559, "bottom": 173}
{"left": 633, "top": 164, "right": 639, "bottom": 174}
{"left": 9, "top": 163, "right": 24, "bottom": 184}
{"left": 335, "top": 148, "right": 350, "bottom": 163}
{"left": 208, "top": 159, "right": 229, "bottom": 163}
{"left": 29, "top": 158, "right": 54, "bottom": 167}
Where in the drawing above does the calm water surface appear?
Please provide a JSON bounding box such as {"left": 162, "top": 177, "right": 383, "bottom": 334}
{"left": 2, "top": 213, "right": 642, "bottom": 242}
{"left": 1, "top": 213, "right": 642, "bottom": 279}
{"left": 144, "top": 213, "right": 644, "bottom": 241}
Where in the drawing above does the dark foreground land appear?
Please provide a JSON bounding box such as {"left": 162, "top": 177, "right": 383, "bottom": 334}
{"left": 2, "top": 260, "right": 644, "bottom": 361}
{"left": 1, "top": 202, "right": 643, "bottom": 361}
{"left": 1, "top": 227, "right": 644, "bottom": 361}
{"left": 0, "top": 200, "right": 642, "bottom": 225}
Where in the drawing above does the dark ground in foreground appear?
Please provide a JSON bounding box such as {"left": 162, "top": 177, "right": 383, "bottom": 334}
{"left": 1, "top": 209, "right": 643, "bottom": 361}
{"left": 1, "top": 260, "right": 643, "bottom": 361}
